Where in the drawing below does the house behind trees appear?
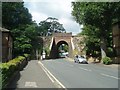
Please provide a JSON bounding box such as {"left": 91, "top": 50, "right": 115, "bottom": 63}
{"left": 0, "top": 27, "right": 12, "bottom": 62}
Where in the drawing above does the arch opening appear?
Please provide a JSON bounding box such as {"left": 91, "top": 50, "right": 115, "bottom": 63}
{"left": 57, "top": 41, "right": 69, "bottom": 58}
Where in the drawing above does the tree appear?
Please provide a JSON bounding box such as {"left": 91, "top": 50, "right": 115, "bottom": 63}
{"left": 2, "top": 2, "right": 42, "bottom": 57}
{"left": 38, "top": 17, "right": 66, "bottom": 36}
{"left": 78, "top": 25, "right": 101, "bottom": 58}
{"left": 72, "top": 2, "right": 120, "bottom": 59}
{"left": 2, "top": 2, "right": 32, "bottom": 30}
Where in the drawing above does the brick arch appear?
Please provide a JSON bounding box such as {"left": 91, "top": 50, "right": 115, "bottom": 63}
{"left": 56, "top": 40, "right": 71, "bottom": 57}
{"left": 49, "top": 33, "right": 73, "bottom": 59}
{"left": 56, "top": 40, "right": 68, "bottom": 47}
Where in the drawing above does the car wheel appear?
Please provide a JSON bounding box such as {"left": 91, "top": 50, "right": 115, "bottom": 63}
{"left": 82, "top": 61, "right": 88, "bottom": 64}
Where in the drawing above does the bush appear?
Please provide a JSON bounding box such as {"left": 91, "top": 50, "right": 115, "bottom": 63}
{"left": 102, "top": 56, "right": 112, "bottom": 65}
{"left": 23, "top": 54, "right": 29, "bottom": 58}
{"left": 0, "top": 55, "right": 26, "bottom": 88}
{"left": 107, "top": 47, "right": 116, "bottom": 57}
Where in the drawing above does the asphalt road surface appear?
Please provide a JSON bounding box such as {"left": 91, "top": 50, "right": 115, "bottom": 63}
{"left": 41, "top": 58, "right": 119, "bottom": 88}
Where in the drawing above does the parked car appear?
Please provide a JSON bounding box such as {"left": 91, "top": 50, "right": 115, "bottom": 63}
{"left": 74, "top": 55, "right": 88, "bottom": 64}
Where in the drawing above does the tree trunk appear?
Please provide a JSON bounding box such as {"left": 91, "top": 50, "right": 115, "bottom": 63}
{"left": 100, "top": 37, "right": 107, "bottom": 60}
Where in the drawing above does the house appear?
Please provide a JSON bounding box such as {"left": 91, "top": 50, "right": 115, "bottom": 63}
{"left": 0, "top": 27, "right": 13, "bottom": 62}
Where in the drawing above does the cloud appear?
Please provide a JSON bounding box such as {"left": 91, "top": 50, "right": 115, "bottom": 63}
{"left": 24, "top": 0, "right": 82, "bottom": 35}
{"left": 59, "top": 18, "right": 80, "bottom": 35}
{"left": 31, "top": 12, "right": 48, "bottom": 23}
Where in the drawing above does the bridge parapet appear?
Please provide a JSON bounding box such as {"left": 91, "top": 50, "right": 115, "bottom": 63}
{"left": 53, "top": 32, "right": 72, "bottom": 37}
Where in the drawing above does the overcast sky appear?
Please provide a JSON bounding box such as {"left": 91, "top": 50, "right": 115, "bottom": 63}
{"left": 24, "top": 0, "right": 82, "bottom": 35}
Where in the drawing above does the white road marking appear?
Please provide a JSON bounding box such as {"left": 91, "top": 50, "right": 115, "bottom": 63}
{"left": 42, "top": 67, "right": 55, "bottom": 83}
{"left": 101, "top": 73, "right": 120, "bottom": 80}
{"left": 79, "top": 67, "right": 92, "bottom": 72}
{"left": 38, "top": 61, "right": 66, "bottom": 88}
{"left": 25, "top": 82, "right": 37, "bottom": 88}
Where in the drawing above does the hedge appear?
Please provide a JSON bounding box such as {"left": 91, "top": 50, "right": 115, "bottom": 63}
{"left": 0, "top": 54, "right": 29, "bottom": 89}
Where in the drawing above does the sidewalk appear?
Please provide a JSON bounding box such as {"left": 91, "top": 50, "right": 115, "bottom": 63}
{"left": 8, "top": 60, "right": 57, "bottom": 88}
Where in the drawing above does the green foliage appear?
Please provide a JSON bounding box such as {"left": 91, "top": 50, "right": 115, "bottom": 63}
{"left": 11, "top": 24, "right": 41, "bottom": 57}
{"left": 102, "top": 56, "right": 112, "bottom": 65}
{"left": 23, "top": 54, "right": 29, "bottom": 58}
{"left": 2, "top": 2, "right": 32, "bottom": 30}
{"left": 0, "top": 74, "right": 2, "bottom": 90}
{"left": 62, "top": 44, "right": 69, "bottom": 52}
{"left": 72, "top": 2, "right": 120, "bottom": 58}
{"left": 2, "top": 3, "right": 66, "bottom": 58}
{"left": 2, "top": 2, "right": 42, "bottom": 57}
{"left": 38, "top": 17, "right": 66, "bottom": 36}
{"left": 58, "top": 44, "right": 68, "bottom": 52}
{"left": 106, "top": 47, "right": 116, "bottom": 57}
{"left": 78, "top": 25, "right": 101, "bottom": 57}
{"left": 0, "top": 55, "right": 27, "bottom": 88}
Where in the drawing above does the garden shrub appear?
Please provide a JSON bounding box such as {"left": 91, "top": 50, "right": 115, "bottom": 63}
{"left": 0, "top": 55, "right": 26, "bottom": 88}
{"left": 23, "top": 54, "right": 29, "bottom": 58}
{"left": 102, "top": 56, "right": 112, "bottom": 65}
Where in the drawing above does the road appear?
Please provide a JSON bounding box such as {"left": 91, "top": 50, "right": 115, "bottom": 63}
{"left": 41, "top": 58, "right": 119, "bottom": 88}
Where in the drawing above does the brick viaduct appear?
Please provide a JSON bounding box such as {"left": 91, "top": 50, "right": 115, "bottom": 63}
{"left": 42, "top": 33, "right": 86, "bottom": 59}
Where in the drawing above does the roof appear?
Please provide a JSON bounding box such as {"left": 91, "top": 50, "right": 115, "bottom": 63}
{"left": 0, "top": 27, "right": 10, "bottom": 32}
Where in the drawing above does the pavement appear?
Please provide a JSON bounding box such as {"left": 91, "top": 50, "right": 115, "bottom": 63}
{"left": 7, "top": 60, "right": 59, "bottom": 88}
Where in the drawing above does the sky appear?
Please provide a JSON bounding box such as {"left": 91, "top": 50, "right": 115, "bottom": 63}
{"left": 23, "top": 0, "right": 83, "bottom": 35}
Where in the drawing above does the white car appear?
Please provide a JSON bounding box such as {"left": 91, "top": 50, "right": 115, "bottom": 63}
{"left": 62, "top": 52, "right": 68, "bottom": 56}
{"left": 74, "top": 55, "right": 88, "bottom": 64}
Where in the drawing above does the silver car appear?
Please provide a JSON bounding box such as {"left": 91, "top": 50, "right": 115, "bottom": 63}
{"left": 74, "top": 55, "right": 88, "bottom": 64}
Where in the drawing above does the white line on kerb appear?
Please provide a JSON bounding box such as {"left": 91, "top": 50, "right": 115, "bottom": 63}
{"left": 79, "top": 67, "right": 92, "bottom": 72}
{"left": 101, "top": 73, "right": 120, "bottom": 80}
{"left": 38, "top": 61, "right": 66, "bottom": 88}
